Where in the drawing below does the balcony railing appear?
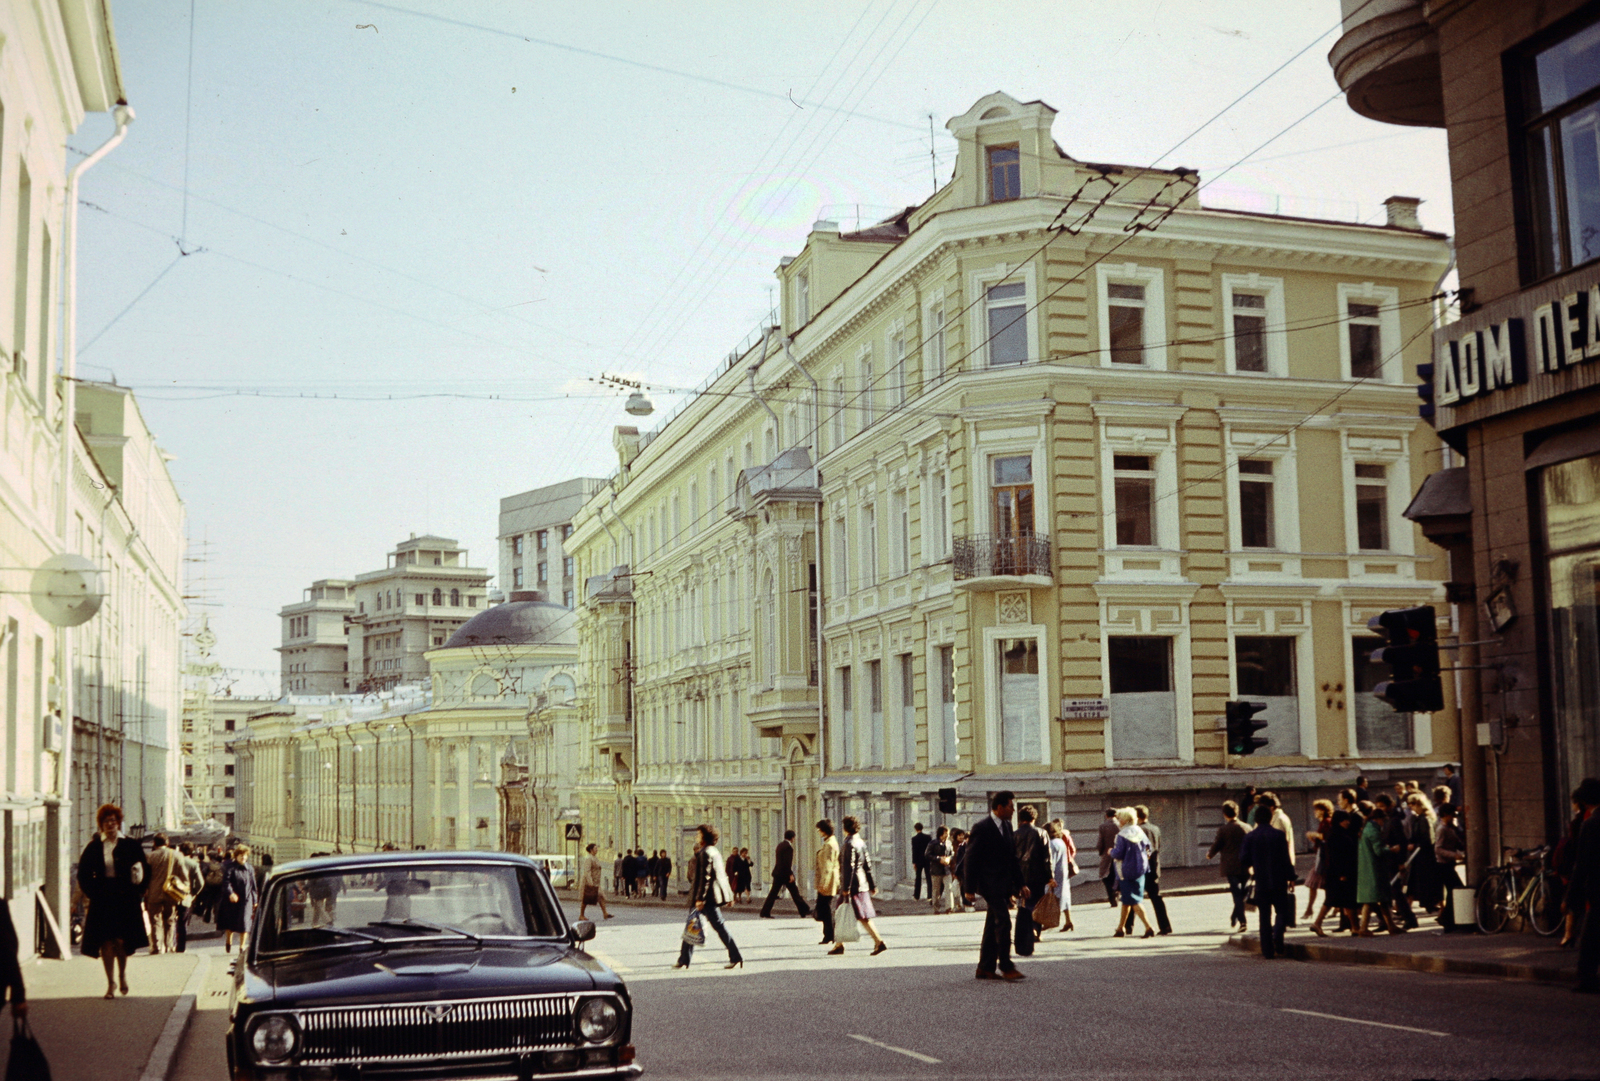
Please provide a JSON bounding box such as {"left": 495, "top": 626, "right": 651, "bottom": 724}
{"left": 953, "top": 532, "right": 1051, "bottom": 580}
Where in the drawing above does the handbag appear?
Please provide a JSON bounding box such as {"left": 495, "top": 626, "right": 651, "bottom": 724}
{"left": 1033, "top": 891, "right": 1061, "bottom": 929}
{"left": 832, "top": 897, "right": 861, "bottom": 943}
{"left": 7, "top": 1016, "right": 51, "bottom": 1081}
{"left": 681, "top": 911, "right": 705, "bottom": 947}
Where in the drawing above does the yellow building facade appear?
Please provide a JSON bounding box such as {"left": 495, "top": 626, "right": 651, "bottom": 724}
{"left": 567, "top": 92, "right": 1455, "bottom": 894}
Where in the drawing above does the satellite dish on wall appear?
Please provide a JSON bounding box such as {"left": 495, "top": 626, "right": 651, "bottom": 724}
{"left": 30, "top": 554, "right": 105, "bottom": 627}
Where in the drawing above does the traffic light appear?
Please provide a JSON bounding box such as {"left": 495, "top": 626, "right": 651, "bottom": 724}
{"left": 1368, "top": 605, "right": 1443, "bottom": 713}
{"left": 1225, "top": 700, "right": 1269, "bottom": 756}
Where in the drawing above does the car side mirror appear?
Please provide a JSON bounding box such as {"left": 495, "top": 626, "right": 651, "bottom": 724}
{"left": 569, "top": 920, "right": 596, "bottom": 944}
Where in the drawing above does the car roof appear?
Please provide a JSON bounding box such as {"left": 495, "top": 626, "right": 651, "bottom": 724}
{"left": 272, "top": 850, "right": 540, "bottom": 876}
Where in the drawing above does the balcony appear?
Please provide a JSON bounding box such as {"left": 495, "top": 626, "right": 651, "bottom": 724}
{"left": 953, "top": 532, "right": 1052, "bottom": 590}
{"left": 1328, "top": 0, "right": 1442, "bottom": 128}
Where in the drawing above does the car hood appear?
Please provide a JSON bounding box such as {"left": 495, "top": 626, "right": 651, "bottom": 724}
{"left": 249, "top": 944, "right": 615, "bottom": 1007}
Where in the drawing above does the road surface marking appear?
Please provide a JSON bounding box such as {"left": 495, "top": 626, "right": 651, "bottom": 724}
{"left": 848, "top": 1034, "right": 941, "bottom": 1064}
{"left": 1279, "top": 1008, "right": 1448, "bottom": 1037}
{"left": 585, "top": 948, "right": 632, "bottom": 973}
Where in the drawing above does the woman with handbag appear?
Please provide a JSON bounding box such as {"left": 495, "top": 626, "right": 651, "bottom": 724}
{"left": 1355, "top": 803, "right": 1400, "bottom": 936}
{"left": 578, "top": 843, "right": 613, "bottom": 921}
{"left": 75, "top": 803, "right": 149, "bottom": 998}
{"left": 828, "top": 816, "right": 887, "bottom": 956}
{"left": 216, "top": 845, "right": 258, "bottom": 953}
{"left": 674, "top": 825, "right": 743, "bottom": 970}
{"left": 1044, "top": 820, "right": 1076, "bottom": 932}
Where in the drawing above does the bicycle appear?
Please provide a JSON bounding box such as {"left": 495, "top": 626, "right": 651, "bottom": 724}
{"left": 1474, "top": 845, "right": 1562, "bottom": 936}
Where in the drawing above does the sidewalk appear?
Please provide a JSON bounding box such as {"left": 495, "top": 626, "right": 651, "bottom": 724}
{"left": 1232, "top": 914, "right": 1580, "bottom": 986}
{"left": 0, "top": 946, "right": 207, "bottom": 1081}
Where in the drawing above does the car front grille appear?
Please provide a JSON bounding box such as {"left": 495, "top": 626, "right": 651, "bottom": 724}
{"left": 297, "top": 994, "right": 582, "bottom": 1066}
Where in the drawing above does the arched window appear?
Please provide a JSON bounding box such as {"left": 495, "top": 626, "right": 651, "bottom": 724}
{"left": 432, "top": 587, "right": 442, "bottom": 605}
{"left": 450, "top": 588, "right": 461, "bottom": 606}
{"left": 763, "top": 571, "right": 777, "bottom": 683}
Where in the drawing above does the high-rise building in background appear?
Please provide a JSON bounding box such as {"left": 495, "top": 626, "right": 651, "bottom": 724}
{"left": 499, "top": 478, "right": 605, "bottom": 609}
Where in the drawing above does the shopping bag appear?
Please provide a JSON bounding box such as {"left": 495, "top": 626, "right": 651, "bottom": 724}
{"left": 681, "top": 911, "right": 706, "bottom": 946}
{"left": 1033, "top": 891, "right": 1061, "bottom": 930}
{"left": 7, "top": 1017, "right": 51, "bottom": 1081}
{"left": 833, "top": 897, "right": 861, "bottom": 943}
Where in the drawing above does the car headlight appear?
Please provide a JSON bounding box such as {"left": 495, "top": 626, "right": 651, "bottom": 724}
{"left": 249, "top": 1014, "right": 300, "bottom": 1064}
{"left": 576, "top": 997, "right": 620, "bottom": 1043}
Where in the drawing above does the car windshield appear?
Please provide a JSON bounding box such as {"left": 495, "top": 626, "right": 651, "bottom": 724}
{"left": 257, "top": 864, "right": 563, "bottom": 955}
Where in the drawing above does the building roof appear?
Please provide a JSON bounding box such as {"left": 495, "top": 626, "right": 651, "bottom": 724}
{"left": 442, "top": 599, "right": 577, "bottom": 648}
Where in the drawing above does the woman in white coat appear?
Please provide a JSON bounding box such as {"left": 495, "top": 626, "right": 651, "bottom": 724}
{"left": 1046, "top": 819, "right": 1077, "bottom": 932}
{"left": 674, "top": 824, "right": 744, "bottom": 970}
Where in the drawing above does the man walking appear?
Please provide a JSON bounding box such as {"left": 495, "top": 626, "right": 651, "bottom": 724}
{"left": 964, "top": 790, "right": 1027, "bottom": 981}
{"left": 760, "top": 830, "right": 812, "bottom": 918}
{"left": 1240, "top": 793, "right": 1298, "bottom": 958}
{"left": 1123, "top": 806, "right": 1173, "bottom": 935}
{"left": 1096, "top": 808, "right": 1120, "bottom": 907}
{"left": 1572, "top": 777, "right": 1600, "bottom": 994}
{"left": 1207, "top": 801, "right": 1250, "bottom": 930}
{"left": 143, "top": 834, "right": 182, "bottom": 954}
{"left": 815, "top": 819, "right": 840, "bottom": 945}
{"left": 656, "top": 849, "right": 672, "bottom": 899}
{"left": 911, "top": 823, "right": 932, "bottom": 901}
{"left": 173, "top": 842, "right": 204, "bottom": 952}
{"left": 1013, "top": 806, "right": 1050, "bottom": 955}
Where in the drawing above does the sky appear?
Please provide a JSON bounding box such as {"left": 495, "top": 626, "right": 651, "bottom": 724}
{"left": 71, "top": 1, "right": 1454, "bottom": 692}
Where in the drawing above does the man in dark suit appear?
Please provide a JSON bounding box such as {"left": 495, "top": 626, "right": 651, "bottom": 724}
{"left": 1571, "top": 777, "right": 1600, "bottom": 994}
{"left": 1013, "top": 806, "right": 1050, "bottom": 955}
{"left": 759, "top": 830, "right": 811, "bottom": 918}
{"left": 656, "top": 850, "right": 672, "bottom": 899}
{"left": 1123, "top": 806, "right": 1173, "bottom": 935}
{"left": 1095, "top": 809, "right": 1120, "bottom": 906}
{"left": 911, "top": 823, "right": 932, "bottom": 900}
{"left": 1239, "top": 793, "right": 1298, "bottom": 959}
{"left": 963, "top": 790, "right": 1027, "bottom": 981}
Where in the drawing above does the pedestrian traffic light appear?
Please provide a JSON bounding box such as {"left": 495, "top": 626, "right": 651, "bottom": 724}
{"left": 1368, "top": 605, "right": 1443, "bottom": 713}
{"left": 1225, "top": 700, "right": 1269, "bottom": 756}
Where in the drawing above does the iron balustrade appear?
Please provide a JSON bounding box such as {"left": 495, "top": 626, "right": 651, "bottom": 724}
{"left": 952, "top": 532, "right": 1051, "bottom": 580}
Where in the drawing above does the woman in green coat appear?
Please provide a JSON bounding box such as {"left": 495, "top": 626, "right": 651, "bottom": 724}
{"left": 1355, "top": 803, "right": 1398, "bottom": 936}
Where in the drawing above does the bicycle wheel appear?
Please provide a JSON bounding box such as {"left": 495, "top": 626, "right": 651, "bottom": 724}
{"left": 1528, "top": 872, "right": 1562, "bottom": 937}
{"left": 1476, "top": 871, "right": 1510, "bottom": 934}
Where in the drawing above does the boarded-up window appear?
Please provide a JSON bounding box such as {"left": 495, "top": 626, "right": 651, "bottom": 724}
{"left": 1234, "top": 636, "right": 1299, "bottom": 756}
{"left": 1352, "top": 636, "right": 1414, "bottom": 752}
{"left": 998, "top": 638, "right": 1041, "bottom": 762}
{"left": 1108, "top": 636, "right": 1177, "bottom": 760}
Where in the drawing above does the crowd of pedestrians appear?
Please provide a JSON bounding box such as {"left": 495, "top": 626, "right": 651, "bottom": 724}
{"left": 610, "top": 848, "right": 675, "bottom": 900}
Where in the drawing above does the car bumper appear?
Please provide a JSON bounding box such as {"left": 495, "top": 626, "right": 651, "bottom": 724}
{"left": 232, "top": 1049, "right": 641, "bottom": 1081}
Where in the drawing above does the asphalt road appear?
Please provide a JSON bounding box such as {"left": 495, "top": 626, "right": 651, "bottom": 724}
{"left": 585, "top": 889, "right": 1600, "bottom": 1081}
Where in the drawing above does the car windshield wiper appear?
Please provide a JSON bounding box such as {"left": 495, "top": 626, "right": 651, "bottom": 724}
{"left": 277, "top": 925, "right": 389, "bottom": 952}
{"left": 368, "top": 918, "right": 483, "bottom": 948}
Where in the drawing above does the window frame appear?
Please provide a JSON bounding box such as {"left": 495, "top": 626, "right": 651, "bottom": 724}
{"left": 986, "top": 143, "right": 1021, "bottom": 203}
{"left": 1336, "top": 282, "right": 1402, "bottom": 383}
{"left": 970, "top": 262, "right": 1038, "bottom": 370}
{"left": 982, "top": 624, "right": 1049, "bottom": 766}
{"left": 1096, "top": 263, "right": 1168, "bottom": 370}
{"left": 1224, "top": 433, "right": 1301, "bottom": 558}
{"left": 923, "top": 296, "right": 948, "bottom": 386}
{"left": 1221, "top": 273, "right": 1288, "bottom": 376}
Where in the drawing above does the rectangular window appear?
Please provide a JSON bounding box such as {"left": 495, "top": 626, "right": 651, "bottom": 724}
{"left": 797, "top": 271, "right": 810, "bottom": 324}
{"left": 1232, "top": 292, "right": 1267, "bottom": 372}
{"left": 930, "top": 472, "right": 949, "bottom": 560}
{"left": 1107, "top": 282, "right": 1146, "bottom": 365}
{"left": 1353, "top": 636, "right": 1414, "bottom": 752}
{"left": 1543, "top": 452, "right": 1600, "bottom": 794}
{"left": 893, "top": 489, "right": 909, "bottom": 577}
{"left": 1347, "top": 302, "right": 1382, "bottom": 378}
{"left": 1519, "top": 13, "right": 1600, "bottom": 276}
{"left": 830, "top": 376, "right": 847, "bottom": 450}
{"left": 992, "top": 455, "right": 1034, "bottom": 537}
{"left": 537, "top": 561, "right": 548, "bottom": 584}
{"left": 835, "top": 515, "right": 850, "bottom": 593}
{"left": 868, "top": 659, "right": 884, "bottom": 767}
{"left": 858, "top": 354, "right": 874, "bottom": 429}
{"left": 1354, "top": 463, "right": 1389, "bottom": 551}
{"left": 1107, "top": 636, "right": 1177, "bottom": 760}
{"left": 562, "top": 525, "right": 572, "bottom": 541}
{"left": 1113, "top": 454, "right": 1156, "bottom": 546}
{"left": 890, "top": 332, "right": 908, "bottom": 405}
{"left": 937, "top": 645, "right": 956, "bottom": 764}
{"left": 563, "top": 589, "right": 573, "bottom": 607}
{"left": 926, "top": 306, "right": 947, "bottom": 383}
{"left": 899, "top": 653, "right": 915, "bottom": 768}
{"left": 512, "top": 535, "right": 523, "bottom": 556}
{"left": 839, "top": 666, "right": 853, "bottom": 768}
{"left": 537, "top": 531, "right": 548, "bottom": 550}
{"left": 987, "top": 144, "right": 1021, "bottom": 201}
{"left": 563, "top": 556, "right": 575, "bottom": 578}
{"left": 862, "top": 504, "right": 878, "bottom": 585}
{"left": 986, "top": 282, "right": 1027, "bottom": 366}
{"left": 997, "top": 638, "right": 1041, "bottom": 762}
{"left": 1238, "top": 458, "right": 1275, "bottom": 548}
{"left": 512, "top": 567, "right": 524, "bottom": 588}
{"left": 1234, "top": 636, "right": 1300, "bottom": 755}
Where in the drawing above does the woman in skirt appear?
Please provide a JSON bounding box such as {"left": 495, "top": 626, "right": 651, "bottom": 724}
{"left": 828, "top": 816, "right": 887, "bottom": 956}
{"left": 76, "top": 803, "right": 149, "bottom": 997}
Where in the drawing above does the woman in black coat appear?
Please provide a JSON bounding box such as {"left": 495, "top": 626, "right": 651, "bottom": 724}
{"left": 76, "top": 803, "right": 149, "bottom": 997}
{"left": 215, "top": 845, "right": 258, "bottom": 953}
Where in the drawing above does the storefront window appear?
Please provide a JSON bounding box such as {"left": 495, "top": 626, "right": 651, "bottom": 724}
{"left": 1544, "top": 450, "right": 1600, "bottom": 795}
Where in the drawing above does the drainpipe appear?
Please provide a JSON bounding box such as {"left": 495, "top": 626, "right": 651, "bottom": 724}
{"left": 605, "top": 489, "right": 641, "bottom": 850}
{"left": 53, "top": 103, "right": 133, "bottom": 932}
{"left": 782, "top": 335, "right": 828, "bottom": 813}
{"left": 748, "top": 327, "right": 782, "bottom": 434}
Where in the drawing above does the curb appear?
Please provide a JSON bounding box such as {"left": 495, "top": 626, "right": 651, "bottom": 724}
{"left": 1226, "top": 931, "right": 1575, "bottom": 986}
{"left": 138, "top": 955, "right": 210, "bottom": 1081}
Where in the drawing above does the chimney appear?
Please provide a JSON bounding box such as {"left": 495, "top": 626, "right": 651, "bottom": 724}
{"left": 613, "top": 425, "right": 641, "bottom": 467}
{"left": 1384, "top": 196, "right": 1423, "bottom": 231}
{"left": 811, "top": 219, "right": 839, "bottom": 235}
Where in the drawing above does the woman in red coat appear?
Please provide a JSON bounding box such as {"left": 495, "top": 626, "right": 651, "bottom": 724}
{"left": 76, "top": 803, "right": 149, "bottom": 998}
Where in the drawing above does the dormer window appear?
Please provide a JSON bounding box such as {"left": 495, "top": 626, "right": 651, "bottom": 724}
{"left": 796, "top": 271, "right": 811, "bottom": 324}
{"left": 987, "top": 145, "right": 1021, "bottom": 202}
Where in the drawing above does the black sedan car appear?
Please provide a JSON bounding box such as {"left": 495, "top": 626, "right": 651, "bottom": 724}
{"left": 227, "top": 851, "right": 639, "bottom": 1080}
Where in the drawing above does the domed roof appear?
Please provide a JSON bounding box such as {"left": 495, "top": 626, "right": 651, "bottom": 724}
{"left": 442, "top": 599, "right": 577, "bottom": 648}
